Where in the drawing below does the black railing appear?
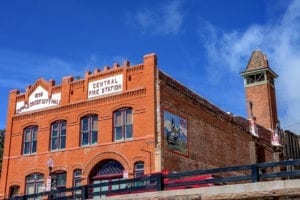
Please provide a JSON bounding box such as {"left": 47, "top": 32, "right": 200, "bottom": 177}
{"left": 11, "top": 159, "right": 300, "bottom": 199}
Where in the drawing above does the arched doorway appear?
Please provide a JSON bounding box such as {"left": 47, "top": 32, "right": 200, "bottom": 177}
{"left": 89, "top": 159, "right": 126, "bottom": 197}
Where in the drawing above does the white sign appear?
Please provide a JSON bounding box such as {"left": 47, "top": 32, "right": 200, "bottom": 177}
{"left": 249, "top": 118, "right": 259, "bottom": 137}
{"left": 123, "top": 170, "right": 129, "bottom": 179}
{"left": 88, "top": 74, "right": 123, "bottom": 98}
{"left": 46, "top": 176, "right": 51, "bottom": 191}
{"left": 16, "top": 86, "right": 61, "bottom": 114}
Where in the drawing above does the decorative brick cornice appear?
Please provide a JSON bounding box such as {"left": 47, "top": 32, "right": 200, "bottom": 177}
{"left": 13, "top": 88, "right": 146, "bottom": 122}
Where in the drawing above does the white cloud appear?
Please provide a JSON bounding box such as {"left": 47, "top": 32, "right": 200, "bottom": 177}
{"left": 0, "top": 50, "right": 83, "bottom": 89}
{"left": 133, "top": 0, "right": 184, "bottom": 35}
{"left": 200, "top": 0, "right": 300, "bottom": 133}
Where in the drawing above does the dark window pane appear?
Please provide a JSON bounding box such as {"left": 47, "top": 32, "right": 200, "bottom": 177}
{"left": 51, "top": 138, "right": 57, "bottom": 150}
{"left": 114, "top": 111, "right": 122, "bottom": 126}
{"left": 60, "top": 136, "right": 66, "bottom": 149}
{"left": 32, "top": 128, "right": 38, "bottom": 140}
{"left": 135, "top": 163, "right": 144, "bottom": 170}
{"left": 52, "top": 123, "right": 59, "bottom": 130}
{"left": 26, "top": 175, "right": 35, "bottom": 182}
{"left": 25, "top": 131, "right": 31, "bottom": 142}
{"left": 36, "top": 182, "right": 44, "bottom": 193}
{"left": 91, "top": 131, "right": 97, "bottom": 144}
{"left": 32, "top": 132, "right": 37, "bottom": 141}
{"left": 125, "top": 124, "right": 132, "bottom": 139}
{"left": 31, "top": 141, "right": 37, "bottom": 153}
{"left": 74, "top": 169, "right": 82, "bottom": 177}
{"left": 81, "top": 118, "right": 89, "bottom": 132}
{"left": 82, "top": 132, "right": 89, "bottom": 145}
{"left": 61, "top": 122, "right": 66, "bottom": 130}
{"left": 92, "top": 116, "right": 98, "bottom": 131}
{"left": 26, "top": 183, "right": 35, "bottom": 194}
{"left": 115, "top": 127, "right": 122, "bottom": 140}
{"left": 52, "top": 130, "right": 58, "bottom": 138}
{"left": 61, "top": 128, "right": 66, "bottom": 136}
{"left": 57, "top": 173, "right": 66, "bottom": 187}
{"left": 126, "top": 110, "right": 132, "bottom": 124}
{"left": 24, "top": 142, "right": 30, "bottom": 154}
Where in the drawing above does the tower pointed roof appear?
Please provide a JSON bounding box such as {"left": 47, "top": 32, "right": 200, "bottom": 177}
{"left": 246, "top": 49, "right": 269, "bottom": 71}
{"left": 241, "top": 49, "right": 278, "bottom": 77}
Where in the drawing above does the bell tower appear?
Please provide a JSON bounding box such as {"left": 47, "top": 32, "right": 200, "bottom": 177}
{"left": 241, "top": 50, "right": 278, "bottom": 131}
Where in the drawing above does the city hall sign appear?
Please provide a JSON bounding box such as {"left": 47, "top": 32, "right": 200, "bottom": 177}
{"left": 16, "top": 86, "right": 61, "bottom": 114}
{"left": 88, "top": 74, "right": 123, "bottom": 99}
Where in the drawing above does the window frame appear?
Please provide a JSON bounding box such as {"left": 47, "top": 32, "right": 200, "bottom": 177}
{"left": 50, "top": 120, "right": 67, "bottom": 151}
{"left": 113, "top": 108, "right": 133, "bottom": 141}
{"left": 73, "top": 169, "right": 82, "bottom": 187}
{"left": 246, "top": 72, "right": 266, "bottom": 85}
{"left": 73, "top": 169, "right": 82, "bottom": 199}
{"left": 134, "top": 161, "right": 144, "bottom": 178}
{"left": 80, "top": 114, "right": 98, "bottom": 146}
{"left": 23, "top": 126, "right": 38, "bottom": 155}
{"left": 9, "top": 185, "right": 20, "bottom": 198}
{"left": 51, "top": 170, "right": 67, "bottom": 198}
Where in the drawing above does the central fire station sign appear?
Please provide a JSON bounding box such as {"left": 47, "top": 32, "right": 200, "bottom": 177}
{"left": 88, "top": 74, "right": 123, "bottom": 99}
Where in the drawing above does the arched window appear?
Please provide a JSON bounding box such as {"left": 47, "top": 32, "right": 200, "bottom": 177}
{"left": 89, "top": 159, "right": 125, "bottom": 197}
{"left": 73, "top": 169, "right": 82, "bottom": 199}
{"left": 113, "top": 108, "right": 132, "bottom": 141}
{"left": 9, "top": 185, "right": 20, "bottom": 198}
{"left": 80, "top": 115, "right": 98, "bottom": 146}
{"left": 53, "top": 170, "right": 67, "bottom": 190}
{"left": 51, "top": 170, "right": 67, "bottom": 198}
{"left": 23, "top": 126, "right": 38, "bottom": 155}
{"left": 73, "top": 169, "right": 82, "bottom": 187}
{"left": 134, "top": 161, "right": 144, "bottom": 178}
{"left": 50, "top": 120, "right": 66, "bottom": 151}
{"left": 25, "top": 173, "right": 44, "bottom": 196}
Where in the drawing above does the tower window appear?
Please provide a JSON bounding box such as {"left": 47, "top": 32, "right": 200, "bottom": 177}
{"left": 246, "top": 72, "right": 265, "bottom": 84}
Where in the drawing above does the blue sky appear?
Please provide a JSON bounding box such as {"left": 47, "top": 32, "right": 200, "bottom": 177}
{"left": 1, "top": 0, "right": 300, "bottom": 133}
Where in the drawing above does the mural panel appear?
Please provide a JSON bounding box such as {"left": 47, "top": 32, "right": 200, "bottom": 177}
{"left": 163, "top": 110, "right": 188, "bottom": 155}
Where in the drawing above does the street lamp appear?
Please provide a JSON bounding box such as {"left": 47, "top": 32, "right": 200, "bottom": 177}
{"left": 47, "top": 158, "right": 54, "bottom": 174}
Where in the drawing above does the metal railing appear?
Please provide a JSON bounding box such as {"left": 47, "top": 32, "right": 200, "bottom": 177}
{"left": 11, "top": 159, "right": 300, "bottom": 199}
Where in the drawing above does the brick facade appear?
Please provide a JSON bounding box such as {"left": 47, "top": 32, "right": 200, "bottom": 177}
{"left": 241, "top": 50, "right": 278, "bottom": 130}
{"left": 0, "top": 53, "right": 275, "bottom": 199}
{"left": 159, "top": 72, "right": 273, "bottom": 171}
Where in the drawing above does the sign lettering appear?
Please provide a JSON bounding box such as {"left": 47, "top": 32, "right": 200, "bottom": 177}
{"left": 16, "top": 86, "right": 61, "bottom": 114}
{"left": 88, "top": 74, "right": 123, "bottom": 98}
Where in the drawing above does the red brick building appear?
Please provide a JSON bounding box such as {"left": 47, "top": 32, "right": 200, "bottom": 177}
{"left": 0, "top": 53, "right": 275, "bottom": 199}
{"left": 241, "top": 50, "right": 278, "bottom": 131}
